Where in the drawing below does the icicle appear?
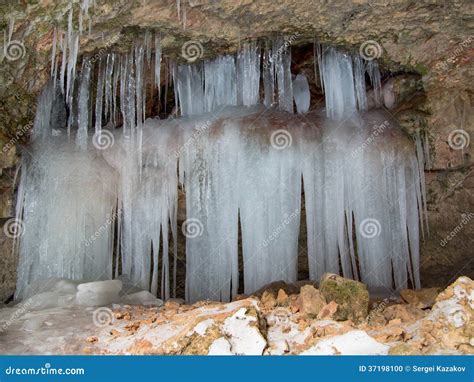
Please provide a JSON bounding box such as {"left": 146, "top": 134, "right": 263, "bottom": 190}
{"left": 112, "top": 54, "right": 120, "bottom": 126}
{"left": 423, "top": 130, "right": 431, "bottom": 170}
{"left": 15, "top": 81, "right": 116, "bottom": 299}
{"left": 292, "top": 74, "right": 310, "bottom": 114}
{"left": 203, "top": 55, "right": 237, "bottom": 112}
{"left": 367, "top": 60, "right": 382, "bottom": 107}
{"left": 104, "top": 53, "right": 115, "bottom": 123}
{"left": 414, "top": 130, "right": 429, "bottom": 237}
{"left": 263, "top": 42, "right": 275, "bottom": 108}
{"left": 65, "top": 6, "right": 74, "bottom": 101}
{"left": 106, "top": 120, "right": 179, "bottom": 299}
{"left": 176, "top": 63, "right": 204, "bottom": 116}
{"left": 134, "top": 44, "right": 145, "bottom": 127}
{"left": 31, "top": 80, "right": 55, "bottom": 142}
{"left": 144, "top": 30, "right": 152, "bottom": 65}
{"left": 95, "top": 58, "right": 105, "bottom": 133}
{"left": 76, "top": 59, "right": 91, "bottom": 149}
{"left": 236, "top": 41, "right": 261, "bottom": 107}
{"left": 154, "top": 34, "right": 161, "bottom": 97}
{"left": 274, "top": 37, "right": 293, "bottom": 113}
{"left": 50, "top": 27, "right": 57, "bottom": 78}
{"left": 120, "top": 54, "right": 127, "bottom": 134}
{"left": 315, "top": 42, "right": 325, "bottom": 93}
{"left": 181, "top": 113, "right": 240, "bottom": 302}
{"left": 353, "top": 55, "right": 368, "bottom": 111}
{"left": 320, "top": 47, "right": 357, "bottom": 119}
{"left": 59, "top": 31, "right": 67, "bottom": 94}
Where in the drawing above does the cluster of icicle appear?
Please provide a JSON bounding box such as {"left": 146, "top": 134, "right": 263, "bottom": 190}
{"left": 14, "top": 32, "right": 428, "bottom": 302}
{"left": 174, "top": 38, "right": 300, "bottom": 116}
{"left": 49, "top": 0, "right": 97, "bottom": 132}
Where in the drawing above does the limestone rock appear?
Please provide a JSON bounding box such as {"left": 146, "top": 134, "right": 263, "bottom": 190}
{"left": 319, "top": 273, "right": 369, "bottom": 323}
{"left": 297, "top": 285, "right": 326, "bottom": 317}
{"left": 400, "top": 287, "right": 440, "bottom": 309}
{"left": 317, "top": 301, "right": 338, "bottom": 320}
{"left": 419, "top": 276, "right": 473, "bottom": 351}
{"left": 382, "top": 304, "right": 426, "bottom": 323}
{"left": 389, "top": 343, "right": 422, "bottom": 355}
{"left": 260, "top": 291, "right": 277, "bottom": 311}
{"left": 276, "top": 289, "right": 289, "bottom": 306}
{"left": 254, "top": 280, "right": 300, "bottom": 297}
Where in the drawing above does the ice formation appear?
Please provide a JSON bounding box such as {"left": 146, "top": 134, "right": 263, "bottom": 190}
{"left": 14, "top": 37, "right": 428, "bottom": 303}
{"left": 293, "top": 74, "right": 310, "bottom": 114}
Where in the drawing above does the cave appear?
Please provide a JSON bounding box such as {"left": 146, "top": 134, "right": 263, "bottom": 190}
{"left": 0, "top": 0, "right": 472, "bottom": 357}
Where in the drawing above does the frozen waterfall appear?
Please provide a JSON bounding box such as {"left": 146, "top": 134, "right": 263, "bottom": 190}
{"left": 13, "top": 39, "right": 428, "bottom": 303}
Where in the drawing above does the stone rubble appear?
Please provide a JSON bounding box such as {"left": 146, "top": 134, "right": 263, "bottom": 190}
{"left": 0, "top": 276, "right": 472, "bottom": 355}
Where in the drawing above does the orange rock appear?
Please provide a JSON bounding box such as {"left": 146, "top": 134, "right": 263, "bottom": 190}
{"left": 297, "top": 285, "right": 326, "bottom": 316}
{"left": 317, "top": 301, "right": 338, "bottom": 319}
{"left": 261, "top": 291, "right": 277, "bottom": 310}
{"left": 400, "top": 287, "right": 440, "bottom": 308}
{"left": 276, "top": 289, "right": 289, "bottom": 306}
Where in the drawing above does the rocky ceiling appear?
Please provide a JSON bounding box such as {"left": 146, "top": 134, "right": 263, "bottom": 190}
{"left": 0, "top": 0, "right": 472, "bottom": 301}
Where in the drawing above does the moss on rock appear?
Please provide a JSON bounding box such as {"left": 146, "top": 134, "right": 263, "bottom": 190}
{"left": 319, "top": 273, "right": 369, "bottom": 323}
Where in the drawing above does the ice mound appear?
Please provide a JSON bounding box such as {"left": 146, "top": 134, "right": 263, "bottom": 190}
{"left": 76, "top": 280, "right": 123, "bottom": 306}
{"left": 121, "top": 291, "right": 163, "bottom": 306}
